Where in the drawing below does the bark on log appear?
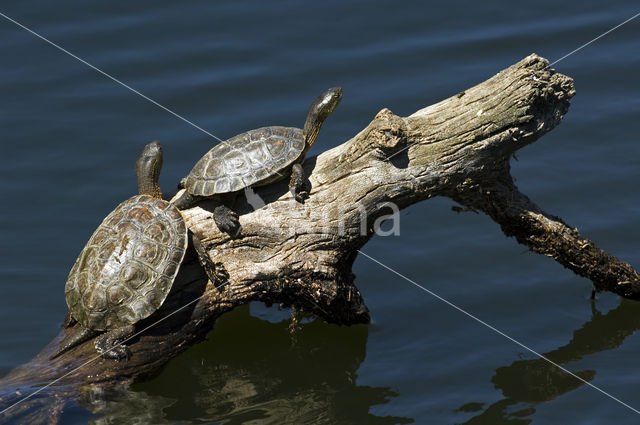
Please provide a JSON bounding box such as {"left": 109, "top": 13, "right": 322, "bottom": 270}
{"left": 2, "top": 53, "right": 639, "bottom": 423}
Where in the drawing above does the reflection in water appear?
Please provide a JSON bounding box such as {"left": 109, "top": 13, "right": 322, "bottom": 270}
{"left": 81, "top": 305, "right": 413, "bottom": 424}
{"left": 457, "top": 299, "right": 640, "bottom": 424}
{"left": 73, "top": 299, "right": 640, "bottom": 424}
{"left": 76, "top": 382, "right": 172, "bottom": 425}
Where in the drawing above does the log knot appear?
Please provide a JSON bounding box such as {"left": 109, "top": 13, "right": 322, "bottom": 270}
{"left": 342, "top": 108, "right": 408, "bottom": 164}
{"left": 370, "top": 108, "right": 408, "bottom": 157}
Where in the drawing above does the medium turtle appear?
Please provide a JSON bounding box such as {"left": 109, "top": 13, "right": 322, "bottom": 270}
{"left": 52, "top": 141, "right": 216, "bottom": 360}
{"left": 173, "top": 87, "right": 343, "bottom": 236}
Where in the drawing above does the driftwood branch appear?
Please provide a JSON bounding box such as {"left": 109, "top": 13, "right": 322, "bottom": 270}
{"left": 2, "top": 53, "right": 639, "bottom": 422}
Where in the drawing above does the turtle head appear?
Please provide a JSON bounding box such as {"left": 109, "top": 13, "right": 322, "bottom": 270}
{"left": 303, "top": 87, "right": 342, "bottom": 149}
{"left": 135, "top": 141, "right": 163, "bottom": 199}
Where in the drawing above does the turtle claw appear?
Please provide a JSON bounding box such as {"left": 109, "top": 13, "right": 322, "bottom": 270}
{"left": 213, "top": 205, "right": 242, "bottom": 237}
{"left": 96, "top": 342, "right": 131, "bottom": 361}
{"left": 292, "top": 189, "right": 308, "bottom": 203}
{"left": 289, "top": 163, "right": 309, "bottom": 203}
{"left": 94, "top": 325, "right": 134, "bottom": 361}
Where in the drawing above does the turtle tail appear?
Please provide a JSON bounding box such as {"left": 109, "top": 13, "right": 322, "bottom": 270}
{"left": 172, "top": 191, "right": 202, "bottom": 210}
{"left": 49, "top": 327, "right": 98, "bottom": 360}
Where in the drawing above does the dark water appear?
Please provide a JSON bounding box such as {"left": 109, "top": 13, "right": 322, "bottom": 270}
{"left": 1, "top": 1, "right": 640, "bottom": 423}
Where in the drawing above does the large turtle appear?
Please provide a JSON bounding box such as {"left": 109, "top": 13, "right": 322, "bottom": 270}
{"left": 52, "top": 141, "right": 215, "bottom": 360}
{"left": 173, "top": 87, "right": 343, "bottom": 236}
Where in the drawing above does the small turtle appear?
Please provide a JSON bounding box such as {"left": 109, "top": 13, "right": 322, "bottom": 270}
{"left": 173, "top": 87, "right": 343, "bottom": 236}
{"left": 52, "top": 141, "right": 216, "bottom": 360}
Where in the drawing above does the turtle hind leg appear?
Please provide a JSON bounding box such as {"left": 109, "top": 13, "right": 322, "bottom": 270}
{"left": 191, "top": 233, "right": 229, "bottom": 291}
{"left": 94, "top": 325, "right": 135, "bottom": 361}
{"left": 50, "top": 326, "right": 98, "bottom": 360}
{"left": 289, "top": 163, "right": 309, "bottom": 203}
{"left": 213, "top": 205, "right": 241, "bottom": 237}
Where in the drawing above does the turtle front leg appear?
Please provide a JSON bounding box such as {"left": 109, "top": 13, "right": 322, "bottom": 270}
{"left": 94, "top": 324, "right": 135, "bottom": 361}
{"left": 213, "top": 205, "right": 241, "bottom": 237}
{"left": 212, "top": 193, "right": 241, "bottom": 237}
{"left": 289, "top": 163, "right": 309, "bottom": 203}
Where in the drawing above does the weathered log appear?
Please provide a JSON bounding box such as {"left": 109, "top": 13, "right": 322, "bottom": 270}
{"left": 2, "top": 53, "right": 638, "bottom": 422}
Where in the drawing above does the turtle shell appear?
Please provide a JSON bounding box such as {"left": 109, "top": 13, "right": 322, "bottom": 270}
{"left": 185, "top": 126, "right": 305, "bottom": 196}
{"left": 64, "top": 194, "right": 187, "bottom": 331}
